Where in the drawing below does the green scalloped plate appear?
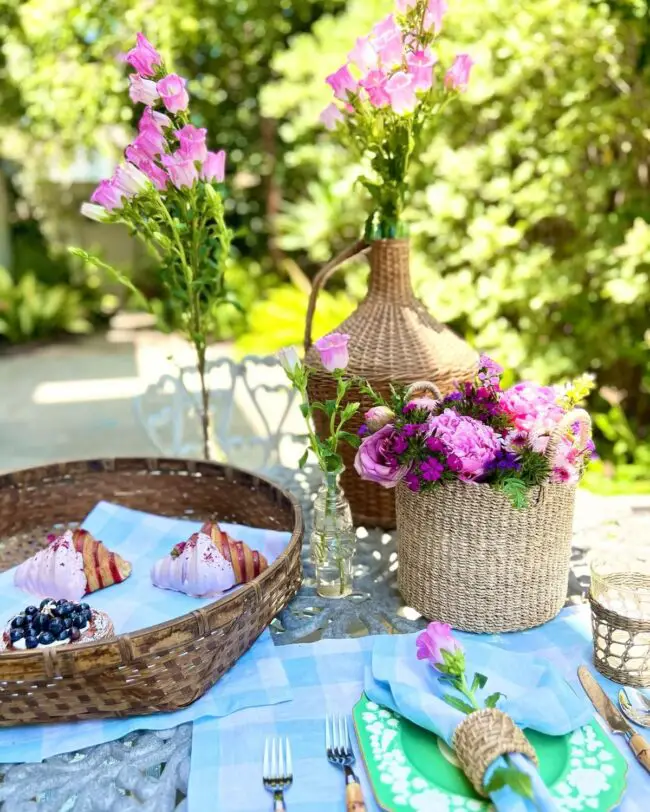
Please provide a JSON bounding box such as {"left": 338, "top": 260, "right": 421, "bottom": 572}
{"left": 353, "top": 694, "right": 628, "bottom": 811}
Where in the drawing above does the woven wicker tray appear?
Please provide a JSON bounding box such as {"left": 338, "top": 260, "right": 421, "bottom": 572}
{"left": 0, "top": 458, "right": 303, "bottom": 727}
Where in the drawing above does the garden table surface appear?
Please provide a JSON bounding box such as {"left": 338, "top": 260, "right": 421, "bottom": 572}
{"left": 1, "top": 355, "right": 648, "bottom": 811}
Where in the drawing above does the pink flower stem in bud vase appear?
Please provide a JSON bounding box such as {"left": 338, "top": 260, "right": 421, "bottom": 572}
{"left": 70, "top": 33, "right": 235, "bottom": 462}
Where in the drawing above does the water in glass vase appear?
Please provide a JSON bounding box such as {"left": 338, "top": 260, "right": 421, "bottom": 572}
{"left": 310, "top": 469, "right": 356, "bottom": 598}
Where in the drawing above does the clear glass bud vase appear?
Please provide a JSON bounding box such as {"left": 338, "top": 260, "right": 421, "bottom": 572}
{"left": 310, "top": 468, "right": 356, "bottom": 598}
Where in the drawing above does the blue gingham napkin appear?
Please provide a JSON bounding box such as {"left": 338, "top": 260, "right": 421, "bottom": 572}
{"left": 189, "top": 606, "right": 648, "bottom": 812}
{"left": 0, "top": 501, "right": 292, "bottom": 761}
{"left": 366, "top": 633, "right": 593, "bottom": 811}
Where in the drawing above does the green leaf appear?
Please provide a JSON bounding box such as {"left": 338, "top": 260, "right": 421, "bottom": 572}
{"left": 324, "top": 399, "right": 337, "bottom": 417}
{"left": 340, "top": 402, "right": 360, "bottom": 422}
{"left": 471, "top": 672, "right": 488, "bottom": 693}
{"left": 484, "top": 767, "right": 534, "bottom": 800}
{"left": 485, "top": 692, "right": 505, "bottom": 708}
{"left": 299, "top": 403, "right": 310, "bottom": 418}
{"left": 500, "top": 478, "right": 529, "bottom": 509}
{"left": 441, "top": 695, "right": 475, "bottom": 715}
{"left": 298, "top": 449, "right": 309, "bottom": 469}
{"left": 69, "top": 248, "right": 151, "bottom": 314}
{"left": 338, "top": 430, "right": 361, "bottom": 449}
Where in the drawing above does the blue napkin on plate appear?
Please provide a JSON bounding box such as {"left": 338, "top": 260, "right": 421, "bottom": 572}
{"left": 365, "top": 632, "right": 593, "bottom": 811}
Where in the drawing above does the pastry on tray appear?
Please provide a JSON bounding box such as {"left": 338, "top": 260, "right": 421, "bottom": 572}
{"left": 0, "top": 599, "right": 114, "bottom": 652}
{"left": 151, "top": 522, "right": 268, "bottom": 598}
{"left": 14, "top": 529, "right": 132, "bottom": 602}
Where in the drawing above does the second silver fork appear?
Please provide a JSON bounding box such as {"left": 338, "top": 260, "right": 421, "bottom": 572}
{"left": 326, "top": 714, "right": 367, "bottom": 811}
{"left": 263, "top": 736, "right": 293, "bottom": 811}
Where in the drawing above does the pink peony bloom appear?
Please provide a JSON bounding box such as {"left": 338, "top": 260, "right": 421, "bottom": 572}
{"left": 326, "top": 65, "right": 357, "bottom": 101}
{"left": 407, "top": 48, "right": 436, "bottom": 93}
{"left": 319, "top": 102, "right": 344, "bottom": 130}
{"left": 424, "top": 0, "right": 448, "bottom": 34}
{"left": 140, "top": 106, "right": 171, "bottom": 133}
{"left": 157, "top": 74, "right": 189, "bottom": 113}
{"left": 161, "top": 152, "right": 198, "bottom": 189}
{"left": 373, "top": 13, "right": 399, "bottom": 38}
{"left": 416, "top": 621, "right": 462, "bottom": 672}
{"left": 354, "top": 424, "right": 409, "bottom": 488}
{"left": 124, "top": 33, "right": 162, "bottom": 78}
{"left": 374, "top": 28, "right": 403, "bottom": 67}
{"left": 501, "top": 382, "right": 563, "bottom": 432}
{"left": 132, "top": 124, "right": 166, "bottom": 158}
{"left": 365, "top": 406, "right": 395, "bottom": 433}
{"left": 360, "top": 70, "right": 390, "bottom": 108}
{"left": 90, "top": 179, "right": 124, "bottom": 211}
{"left": 314, "top": 332, "right": 350, "bottom": 372}
{"left": 348, "top": 36, "right": 377, "bottom": 73}
{"left": 445, "top": 53, "right": 474, "bottom": 91}
{"left": 138, "top": 159, "right": 168, "bottom": 191}
{"left": 128, "top": 74, "right": 159, "bottom": 106}
{"left": 201, "top": 149, "right": 226, "bottom": 183}
{"left": 385, "top": 71, "right": 418, "bottom": 114}
{"left": 113, "top": 163, "right": 150, "bottom": 197}
{"left": 176, "top": 124, "right": 208, "bottom": 162}
{"left": 427, "top": 409, "right": 502, "bottom": 481}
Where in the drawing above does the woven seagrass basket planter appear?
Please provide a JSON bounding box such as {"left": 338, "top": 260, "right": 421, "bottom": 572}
{"left": 304, "top": 238, "right": 477, "bottom": 530}
{"left": 0, "top": 458, "right": 303, "bottom": 727}
{"left": 395, "top": 409, "right": 591, "bottom": 633}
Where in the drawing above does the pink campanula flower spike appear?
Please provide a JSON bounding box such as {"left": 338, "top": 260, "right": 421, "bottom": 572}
{"left": 128, "top": 75, "right": 159, "bottom": 106}
{"left": 157, "top": 74, "right": 189, "bottom": 113}
{"left": 314, "top": 332, "right": 351, "bottom": 372}
{"left": 124, "top": 33, "right": 162, "bottom": 78}
{"left": 201, "top": 150, "right": 226, "bottom": 183}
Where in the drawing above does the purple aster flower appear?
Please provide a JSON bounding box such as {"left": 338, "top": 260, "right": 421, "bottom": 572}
{"left": 391, "top": 434, "right": 409, "bottom": 454}
{"left": 403, "top": 402, "right": 417, "bottom": 413}
{"left": 402, "top": 423, "right": 421, "bottom": 437}
{"left": 404, "top": 470, "right": 421, "bottom": 492}
{"left": 445, "top": 392, "right": 463, "bottom": 403}
{"left": 421, "top": 458, "right": 444, "bottom": 482}
{"left": 358, "top": 424, "right": 369, "bottom": 437}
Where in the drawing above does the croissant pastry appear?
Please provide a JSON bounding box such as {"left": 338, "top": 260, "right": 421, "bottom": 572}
{"left": 14, "top": 529, "right": 132, "bottom": 602}
{"left": 198, "top": 522, "right": 268, "bottom": 583}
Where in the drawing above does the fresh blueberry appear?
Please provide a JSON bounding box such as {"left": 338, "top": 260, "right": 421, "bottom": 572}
{"left": 25, "top": 606, "right": 38, "bottom": 616}
{"left": 57, "top": 630, "right": 70, "bottom": 642}
{"left": 79, "top": 603, "right": 90, "bottom": 612}
{"left": 25, "top": 636, "right": 39, "bottom": 649}
{"left": 11, "top": 615, "right": 26, "bottom": 629}
{"left": 56, "top": 598, "right": 67, "bottom": 606}
{"left": 39, "top": 598, "right": 55, "bottom": 609}
{"left": 76, "top": 614, "right": 88, "bottom": 630}
{"left": 63, "top": 617, "right": 73, "bottom": 630}
{"left": 49, "top": 620, "right": 64, "bottom": 637}
{"left": 35, "top": 614, "right": 50, "bottom": 632}
{"left": 81, "top": 608, "right": 92, "bottom": 621}
{"left": 38, "top": 631, "right": 55, "bottom": 646}
{"left": 70, "top": 613, "right": 82, "bottom": 628}
{"left": 69, "top": 627, "right": 81, "bottom": 642}
{"left": 9, "top": 628, "right": 25, "bottom": 643}
{"left": 58, "top": 603, "right": 74, "bottom": 618}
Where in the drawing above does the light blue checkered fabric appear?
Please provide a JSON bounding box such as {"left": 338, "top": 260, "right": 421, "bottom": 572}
{"left": 189, "top": 606, "right": 647, "bottom": 812}
{"left": 0, "top": 502, "right": 292, "bottom": 762}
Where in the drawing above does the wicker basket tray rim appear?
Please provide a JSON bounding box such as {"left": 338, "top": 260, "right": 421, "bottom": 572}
{"left": 0, "top": 457, "right": 303, "bottom": 680}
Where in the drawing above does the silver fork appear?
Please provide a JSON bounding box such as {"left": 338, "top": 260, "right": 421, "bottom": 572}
{"left": 326, "top": 714, "right": 367, "bottom": 811}
{"left": 263, "top": 737, "right": 293, "bottom": 810}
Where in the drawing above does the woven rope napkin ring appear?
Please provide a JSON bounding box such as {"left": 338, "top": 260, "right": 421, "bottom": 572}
{"left": 452, "top": 708, "right": 539, "bottom": 797}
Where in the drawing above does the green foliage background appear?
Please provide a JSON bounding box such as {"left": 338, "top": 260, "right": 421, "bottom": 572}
{"left": 0, "top": 0, "right": 648, "bottom": 487}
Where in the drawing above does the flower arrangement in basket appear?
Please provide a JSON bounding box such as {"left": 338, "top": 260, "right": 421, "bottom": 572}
{"left": 354, "top": 355, "right": 596, "bottom": 632}
{"left": 70, "top": 34, "right": 236, "bottom": 461}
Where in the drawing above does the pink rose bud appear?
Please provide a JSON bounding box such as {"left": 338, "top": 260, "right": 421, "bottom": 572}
{"left": 314, "top": 332, "right": 350, "bottom": 372}
{"left": 425, "top": 0, "right": 448, "bottom": 34}
{"left": 128, "top": 74, "right": 159, "bottom": 106}
{"left": 90, "top": 179, "right": 124, "bottom": 211}
{"left": 445, "top": 53, "right": 474, "bottom": 91}
{"left": 319, "top": 103, "right": 344, "bottom": 130}
{"left": 325, "top": 64, "right": 357, "bottom": 101}
{"left": 157, "top": 74, "right": 189, "bottom": 114}
{"left": 113, "top": 163, "right": 150, "bottom": 197}
{"left": 140, "top": 106, "right": 172, "bottom": 133}
{"left": 80, "top": 202, "right": 109, "bottom": 222}
{"left": 124, "top": 33, "right": 162, "bottom": 78}
{"left": 161, "top": 152, "right": 198, "bottom": 189}
{"left": 407, "top": 48, "right": 436, "bottom": 93}
{"left": 416, "top": 621, "right": 463, "bottom": 673}
{"left": 201, "top": 150, "right": 226, "bottom": 183}
{"left": 132, "top": 125, "right": 166, "bottom": 159}
{"left": 176, "top": 124, "right": 208, "bottom": 162}
{"left": 348, "top": 36, "right": 377, "bottom": 74}
{"left": 365, "top": 406, "right": 395, "bottom": 433}
{"left": 138, "top": 159, "right": 168, "bottom": 191}
{"left": 385, "top": 71, "right": 417, "bottom": 114}
{"left": 360, "top": 70, "right": 390, "bottom": 108}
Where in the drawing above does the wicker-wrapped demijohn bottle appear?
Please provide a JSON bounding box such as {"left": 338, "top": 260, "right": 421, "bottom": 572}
{"left": 304, "top": 238, "right": 477, "bottom": 529}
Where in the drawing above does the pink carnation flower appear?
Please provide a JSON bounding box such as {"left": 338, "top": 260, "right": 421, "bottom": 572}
{"left": 427, "top": 409, "right": 502, "bottom": 481}
{"left": 425, "top": 0, "right": 448, "bottom": 34}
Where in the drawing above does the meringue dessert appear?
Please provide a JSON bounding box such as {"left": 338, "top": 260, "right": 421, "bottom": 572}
{"left": 14, "top": 529, "right": 132, "bottom": 602}
{"left": 0, "top": 598, "right": 114, "bottom": 652}
{"left": 151, "top": 523, "right": 268, "bottom": 598}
